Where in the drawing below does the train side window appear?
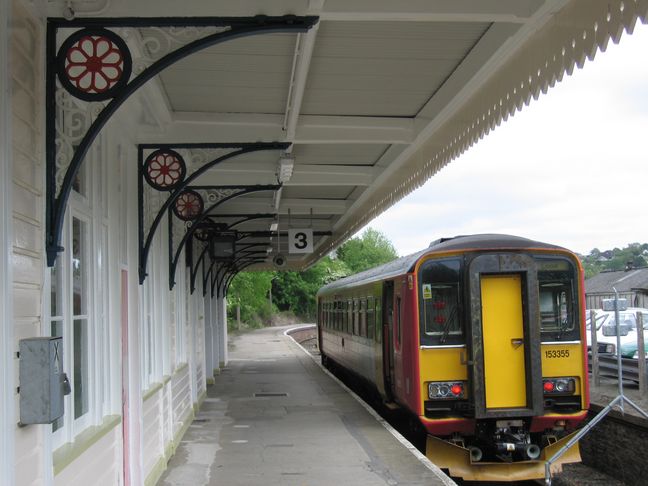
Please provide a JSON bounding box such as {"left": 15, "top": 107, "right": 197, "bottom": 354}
{"left": 375, "top": 299, "right": 382, "bottom": 342}
{"left": 360, "top": 299, "right": 367, "bottom": 337}
{"left": 367, "top": 296, "right": 374, "bottom": 339}
{"left": 335, "top": 301, "right": 339, "bottom": 330}
{"left": 346, "top": 300, "right": 352, "bottom": 334}
{"left": 418, "top": 258, "right": 463, "bottom": 346}
{"left": 351, "top": 299, "right": 357, "bottom": 335}
{"left": 536, "top": 257, "right": 579, "bottom": 341}
{"left": 396, "top": 297, "right": 402, "bottom": 345}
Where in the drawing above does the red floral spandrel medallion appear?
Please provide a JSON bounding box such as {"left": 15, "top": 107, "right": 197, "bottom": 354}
{"left": 143, "top": 149, "right": 186, "bottom": 191}
{"left": 57, "top": 28, "right": 132, "bottom": 101}
{"left": 173, "top": 190, "right": 204, "bottom": 221}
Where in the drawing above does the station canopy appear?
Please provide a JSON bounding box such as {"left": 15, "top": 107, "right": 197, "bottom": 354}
{"left": 47, "top": 0, "right": 646, "bottom": 274}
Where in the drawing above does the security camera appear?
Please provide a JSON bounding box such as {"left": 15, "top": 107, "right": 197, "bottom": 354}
{"left": 273, "top": 254, "right": 287, "bottom": 268}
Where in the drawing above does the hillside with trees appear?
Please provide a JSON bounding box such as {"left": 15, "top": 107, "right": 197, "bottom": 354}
{"left": 226, "top": 228, "right": 398, "bottom": 327}
{"left": 579, "top": 243, "right": 648, "bottom": 279}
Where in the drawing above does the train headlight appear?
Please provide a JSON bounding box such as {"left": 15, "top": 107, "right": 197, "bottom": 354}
{"left": 542, "top": 377, "right": 576, "bottom": 395}
{"left": 428, "top": 381, "right": 466, "bottom": 399}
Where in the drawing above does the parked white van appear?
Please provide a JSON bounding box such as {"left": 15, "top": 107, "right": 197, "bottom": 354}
{"left": 586, "top": 304, "right": 648, "bottom": 355}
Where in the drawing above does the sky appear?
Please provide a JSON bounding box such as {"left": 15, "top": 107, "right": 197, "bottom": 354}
{"left": 364, "top": 22, "right": 648, "bottom": 257}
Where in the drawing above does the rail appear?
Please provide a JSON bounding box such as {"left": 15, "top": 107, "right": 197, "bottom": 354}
{"left": 593, "top": 355, "right": 647, "bottom": 383}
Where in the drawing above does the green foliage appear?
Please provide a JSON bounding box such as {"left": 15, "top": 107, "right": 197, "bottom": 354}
{"left": 580, "top": 243, "right": 648, "bottom": 279}
{"left": 227, "top": 271, "right": 276, "bottom": 326}
{"left": 336, "top": 228, "right": 399, "bottom": 273}
{"left": 271, "top": 256, "right": 350, "bottom": 319}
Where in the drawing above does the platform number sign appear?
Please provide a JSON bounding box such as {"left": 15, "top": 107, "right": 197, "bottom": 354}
{"left": 288, "top": 229, "right": 313, "bottom": 254}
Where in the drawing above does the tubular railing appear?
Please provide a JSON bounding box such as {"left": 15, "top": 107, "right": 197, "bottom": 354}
{"left": 544, "top": 291, "right": 648, "bottom": 485}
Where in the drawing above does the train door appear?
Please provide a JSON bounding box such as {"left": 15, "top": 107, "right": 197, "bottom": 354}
{"left": 382, "top": 281, "right": 395, "bottom": 397}
{"left": 480, "top": 275, "right": 526, "bottom": 408}
{"left": 468, "top": 254, "right": 543, "bottom": 419}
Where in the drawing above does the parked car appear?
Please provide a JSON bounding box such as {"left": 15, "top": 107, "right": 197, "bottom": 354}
{"left": 585, "top": 307, "right": 648, "bottom": 355}
{"left": 619, "top": 341, "right": 648, "bottom": 359}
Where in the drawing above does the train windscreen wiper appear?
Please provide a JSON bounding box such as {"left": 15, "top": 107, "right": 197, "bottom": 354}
{"left": 440, "top": 306, "right": 458, "bottom": 344}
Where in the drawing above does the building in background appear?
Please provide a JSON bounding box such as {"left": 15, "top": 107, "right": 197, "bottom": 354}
{"left": 585, "top": 268, "right": 648, "bottom": 309}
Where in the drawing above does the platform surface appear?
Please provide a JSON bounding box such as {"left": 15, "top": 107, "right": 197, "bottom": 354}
{"left": 158, "top": 325, "right": 455, "bottom": 486}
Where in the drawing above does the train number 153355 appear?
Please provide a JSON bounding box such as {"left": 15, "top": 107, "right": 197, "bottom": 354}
{"left": 544, "top": 349, "right": 570, "bottom": 358}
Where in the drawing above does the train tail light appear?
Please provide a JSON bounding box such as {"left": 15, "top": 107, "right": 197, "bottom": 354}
{"left": 542, "top": 377, "right": 576, "bottom": 395}
{"left": 428, "top": 381, "right": 466, "bottom": 399}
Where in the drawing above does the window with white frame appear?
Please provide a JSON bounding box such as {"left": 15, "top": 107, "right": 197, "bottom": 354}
{"left": 48, "top": 138, "right": 113, "bottom": 447}
{"left": 140, "top": 230, "right": 167, "bottom": 391}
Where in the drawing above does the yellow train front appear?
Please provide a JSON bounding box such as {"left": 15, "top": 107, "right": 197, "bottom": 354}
{"left": 317, "top": 234, "right": 589, "bottom": 482}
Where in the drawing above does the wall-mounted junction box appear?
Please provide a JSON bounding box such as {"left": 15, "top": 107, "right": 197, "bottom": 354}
{"left": 19, "top": 337, "right": 70, "bottom": 425}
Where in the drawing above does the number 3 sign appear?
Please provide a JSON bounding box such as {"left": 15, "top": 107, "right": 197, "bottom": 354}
{"left": 288, "top": 229, "right": 313, "bottom": 254}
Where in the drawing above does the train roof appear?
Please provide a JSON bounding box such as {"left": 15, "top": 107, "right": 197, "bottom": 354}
{"left": 317, "top": 234, "right": 569, "bottom": 295}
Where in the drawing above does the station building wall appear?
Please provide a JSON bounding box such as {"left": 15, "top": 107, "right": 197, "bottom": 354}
{"left": 2, "top": 1, "right": 223, "bottom": 484}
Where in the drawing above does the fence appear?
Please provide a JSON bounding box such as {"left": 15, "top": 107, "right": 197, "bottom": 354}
{"left": 589, "top": 309, "right": 647, "bottom": 395}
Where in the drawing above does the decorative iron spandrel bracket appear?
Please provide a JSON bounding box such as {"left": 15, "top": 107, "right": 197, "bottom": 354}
{"left": 211, "top": 257, "right": 266, "bottom": 299}
{"left": 136, "top": 140, "right": 287, "bottom": 284}
{"left": 166, "top": 184, "right": 280, "bottom": 289}
{"left": 45, "top": 15, "right": 317, "bottom": 267}
{"left": 189, "top": 215, "right": 275, "bottom": 294}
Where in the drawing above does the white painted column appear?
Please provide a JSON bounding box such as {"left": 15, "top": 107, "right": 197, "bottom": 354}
{"left": 188, "top": 281, "right": 198, "bottom": 403}
{"left": 217, "top": 294, "right": 228, "bottom": 367}
{"left": 126, "top": 145, "right": 144, "bottom": 486}
{"left": 0, "top": 1, "right": 14, "bottom": 484}
{"left": 203, "top": 295, "right": 213, "bottom": 384}
{"left": 211, "top": 294, "right": 220, "bottom": 374}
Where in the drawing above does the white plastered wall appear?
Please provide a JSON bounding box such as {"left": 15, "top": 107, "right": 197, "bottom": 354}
{"left": 0, "top": 0, "right": 14, "bottom": 485}
{"left": 4, "top": 3, "right": 216, "bottom": 484}
{"left": 10, "top": 1, "right": 48, "bottom": 484}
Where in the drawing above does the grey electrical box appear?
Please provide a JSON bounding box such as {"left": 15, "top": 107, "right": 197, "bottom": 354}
{"left": 19, "top": 337, "right": 69, "bottom": 425}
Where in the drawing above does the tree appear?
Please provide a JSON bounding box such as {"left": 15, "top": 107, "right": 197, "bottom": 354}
{"left": 336, "top": 227, "right": 398, "bottom": 273}
{"left": 580, "top": 242, "right": 648, "bottom": 279}
{"left": 227, "top": 271, "right": 276, "bottom": 326}
{"left": 271, "top": 256, "right": 350, "bottom": 319}
{"left": 226, "top": 228, "right": 400, "bottom": 324}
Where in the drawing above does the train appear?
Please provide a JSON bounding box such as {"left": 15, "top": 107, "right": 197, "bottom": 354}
{"left": 316, "top": 234, "right": 589, "bottom": 481}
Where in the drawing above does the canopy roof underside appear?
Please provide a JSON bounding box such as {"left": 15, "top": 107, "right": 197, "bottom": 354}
{"left": 50, "top": 0, "right": 647, "bottom": 271}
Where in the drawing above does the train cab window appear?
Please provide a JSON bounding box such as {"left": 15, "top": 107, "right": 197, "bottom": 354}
{"left": 536, "top": 257, "right": 579, "bottom": 341}
{"left": 418, "top": 258, "right": 463, "bottom": 346}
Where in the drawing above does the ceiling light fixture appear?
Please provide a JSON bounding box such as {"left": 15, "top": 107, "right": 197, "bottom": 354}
{"left": 277, "top": 154, "right": 295, "bottom": 183}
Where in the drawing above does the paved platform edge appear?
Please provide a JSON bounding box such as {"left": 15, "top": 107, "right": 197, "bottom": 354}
{"left": 284, "top": 325, "right": 457, "bottom": 486}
